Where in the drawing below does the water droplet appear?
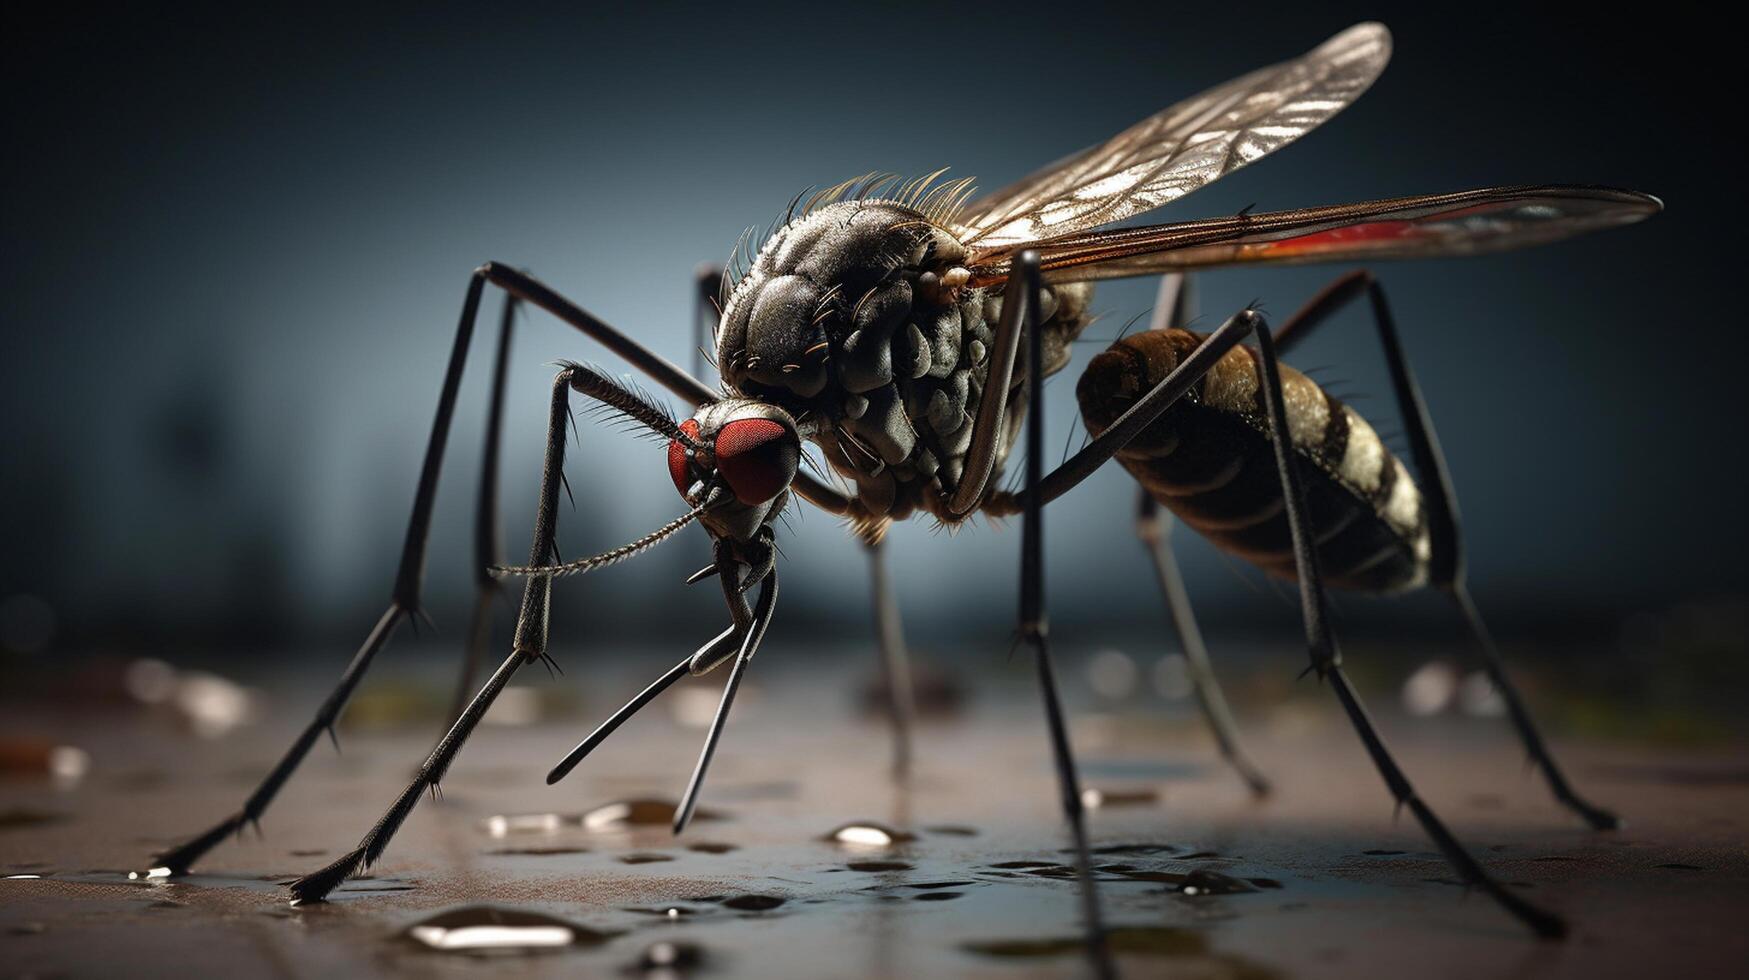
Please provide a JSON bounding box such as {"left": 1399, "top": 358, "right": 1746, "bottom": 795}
{"left": 5, "top": 874, "right": 44, "bottom": 880}
{"left": 46, "top": 746, "right": 89, "bottom": 789}
{"left": 825, "top": 822, "right": 914, "bottom": 847}
{"left": 483, "top": 813, "right": 566, "bottom": 837}
{"left": 403, "top": 906, "right": 613, "bottom": 953}
{"left": 584, "top": 798, "right": 720, "bottom": 831}
{"left": 686, "top": 841, "right": 737, "bottom": 854}
{"left": 624, "top": 905, "right": 700, "bottom": 917}
{"left": 1079, "top": 787, "right": 1158, "bottom": 809}
{"left": 1402, "top": 661, "right": 1458, "bottom": 716}
{"left": 175, "top": 671, "right": 258, "bottom": 739}
{"left": 1087, "top": 649, "right": 1138, "bottom": 700}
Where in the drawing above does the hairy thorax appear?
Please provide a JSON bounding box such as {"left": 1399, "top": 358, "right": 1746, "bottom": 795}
{"left": 717, "top": 200, "right": 1090, "bottom": 535}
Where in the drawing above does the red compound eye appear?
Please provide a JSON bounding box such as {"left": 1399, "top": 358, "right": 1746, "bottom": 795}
{"left": 668, "top": 419, "right": 702, "bottom": 498}
{"left": 715, "top": 417, "right": 798, "bottom": 505}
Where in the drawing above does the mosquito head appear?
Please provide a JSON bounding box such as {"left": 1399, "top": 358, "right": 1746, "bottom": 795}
{"left": 669, "top": 397, "right": 800, "bottom": 545}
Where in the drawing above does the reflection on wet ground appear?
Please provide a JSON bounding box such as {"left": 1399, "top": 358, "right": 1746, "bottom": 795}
{"left": 825, "top": 821, "right": 915, "bottom": 846}
{"left": 2, "top": 656, "right": 1746, "bottom": 978}
{"left": 404, "top": 905, "right": 615, "bottom": 953}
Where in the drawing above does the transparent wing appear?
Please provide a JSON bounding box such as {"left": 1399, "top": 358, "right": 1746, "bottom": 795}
{"left": 953, "top": 22, "right": 1391, "bottom": 250}
{"left": 963, "top": 186, "right": 1663, "bottom": 287}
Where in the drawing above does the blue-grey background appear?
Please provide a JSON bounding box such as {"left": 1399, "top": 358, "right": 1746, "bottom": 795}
{"left": 1, "top": 3, "right": 1740, "bottom": 661}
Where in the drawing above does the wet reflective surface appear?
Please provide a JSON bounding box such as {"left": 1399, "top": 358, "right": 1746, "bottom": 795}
{"left": 2, "top": 656, "right": 1745, "bottom": 977}
{"left": 403, "top": 905, "right": 615, "bottom": 954}
{"left": 825, "top": 821, "right": 916, "bottom": 847}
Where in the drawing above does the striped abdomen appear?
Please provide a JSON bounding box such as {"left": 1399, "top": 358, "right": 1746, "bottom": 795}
{"left": 1076, "top": 329, "right": 1430, "bottom": 593}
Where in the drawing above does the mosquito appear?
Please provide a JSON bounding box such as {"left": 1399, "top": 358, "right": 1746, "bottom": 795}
{"left": 148, "top": 22, "right": 1657, "bottom": 950}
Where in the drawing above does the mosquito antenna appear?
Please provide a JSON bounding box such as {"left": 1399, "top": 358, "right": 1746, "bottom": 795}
{"left": 673, "top": 569, "right": 778, "bottom": 834}
{"left": 493, "top": 505, "right": 705, "bottom": 578}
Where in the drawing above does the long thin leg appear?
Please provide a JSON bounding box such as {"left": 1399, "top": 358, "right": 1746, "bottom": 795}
{"left": 1136, "top": 496, "right": 1271, "bottom": 796}
{"left": 673, "top": 568, "right": 778, "bottom": 835}
{"left": 449, "top": 291, "right": 519, "bottom": 724}
{"left": 1010, "top": 251, "right": 1114, "bottom": 978}
{"left": 546, "top": 656, "right": 690, "bottom": 785}
{"left": 289, "top": 367, "right": 577, "bottom": 903}
{"left": 1251, "top": 315, "right": 1566, "bottom": 939}
{"left": 1133, "top": 273, "right": 1269, "bottom": 796}
{"left": 947, "top": 259, "right": 1028, "bottom": 515}
{"left": 1449, "top": 586, "right": 1617, "bottom": 827}
{"left": 994, "top": 276, "right": 1567, "bottom": 936}
{"left": 158, "top": 261, "right": 838, "bottom": 877}
{"left": 865, "top": 537, "right": 916, "bottom": 780}
{"left": 1275, "top": 270, "right": 1618, "bottom": 830}
{"left": 547, "top": 544, "right": 772, "bottom": 788}
{"left": 152, "top": 272, "right": 501, "bottom": 875}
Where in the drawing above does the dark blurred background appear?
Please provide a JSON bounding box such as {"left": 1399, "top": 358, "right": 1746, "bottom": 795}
{"left": 1, "top": 3, "right": 1741, "bottom": 694}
